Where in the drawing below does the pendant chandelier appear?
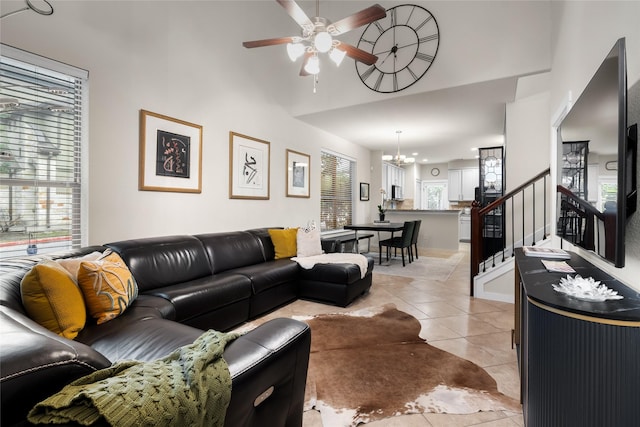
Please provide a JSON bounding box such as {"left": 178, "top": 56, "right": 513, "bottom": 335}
{"left": 382, "top": 131, "right": 415, "bottom": 165}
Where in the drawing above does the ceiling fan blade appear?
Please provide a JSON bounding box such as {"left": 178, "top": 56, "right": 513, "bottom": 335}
{"left": 242, "top": 37, "right": 297, "bottom": 48}
{"left": 329, "top": 4, "right": 386, "bottom": 35}
{"left": 277, "top": 0, "right": 314, "bottom": 31}
{"left": 336, "top": 43, "right": 378, "bottom": 65}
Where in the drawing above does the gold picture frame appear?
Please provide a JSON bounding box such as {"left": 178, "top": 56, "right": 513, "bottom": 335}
{"left": 286, "top": 149, "right": 310, "bottom": 198}
{"left": 229, "top": 131, "right": 270, "bottom": 199}
{"left": 139, "top": 109, "right": 203, "bottom": 193}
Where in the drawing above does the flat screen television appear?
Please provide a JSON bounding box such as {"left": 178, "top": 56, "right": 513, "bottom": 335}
{"left": 556, "top": 37, "right": 633, "bottom": 268}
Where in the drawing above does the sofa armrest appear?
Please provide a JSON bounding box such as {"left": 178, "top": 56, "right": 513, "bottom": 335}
{"left": 0, "top": 308, "right": 112, "bottom": 427}
{"left": 223, "top": 318, "right": 311, "bottom": 427}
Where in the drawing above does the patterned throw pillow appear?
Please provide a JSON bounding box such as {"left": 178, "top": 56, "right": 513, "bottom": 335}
{"left": 268, "top": 228, "right": 299, "bottom": 259}
{"left": 20, "top": 260, "right": 87, "bottom": 339}
{"left": 77, "top": 251, "right": 138, "bottom": 324}
{"left": 296, "top": 223, "right": 323, "bottom": 257}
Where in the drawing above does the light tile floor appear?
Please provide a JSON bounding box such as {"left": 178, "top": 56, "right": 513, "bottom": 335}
{"left": 244, "top": 243, "right": 524, "bottom": 427}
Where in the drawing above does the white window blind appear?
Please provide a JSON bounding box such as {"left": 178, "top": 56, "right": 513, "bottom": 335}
{"left": 0, "top": 46, "right": 88, "bottom": 259}
{"left": 320, "top": 151, "right": 354, "bottom": 231}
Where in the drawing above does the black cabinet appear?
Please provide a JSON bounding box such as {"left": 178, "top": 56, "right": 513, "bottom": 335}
{"left": 514, "top": 249, "right": 640, "bottom": 426}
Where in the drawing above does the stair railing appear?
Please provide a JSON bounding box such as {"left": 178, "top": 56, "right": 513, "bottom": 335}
{"left": 470, "top": 168, "right": 551, "bottom": 296}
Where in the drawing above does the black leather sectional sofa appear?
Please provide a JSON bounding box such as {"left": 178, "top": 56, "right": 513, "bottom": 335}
{"left": 0, "top": 227, "right": 374, "bottom": 426}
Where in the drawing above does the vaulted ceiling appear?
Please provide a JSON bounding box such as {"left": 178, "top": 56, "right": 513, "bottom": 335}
{"left": 239, "top": 1, "right": 552, "bottom": 164}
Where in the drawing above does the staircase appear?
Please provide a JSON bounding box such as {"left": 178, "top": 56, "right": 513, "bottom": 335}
{"left": 470, "top": 168, "right": 552, "bottom": 300}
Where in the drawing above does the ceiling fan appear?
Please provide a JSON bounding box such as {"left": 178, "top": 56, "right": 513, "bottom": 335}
{"left": 242, "top": 0, "right": 386, "bottom": 77}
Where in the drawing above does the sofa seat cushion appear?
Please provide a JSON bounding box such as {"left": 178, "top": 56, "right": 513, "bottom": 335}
{"left": 234, "top": 259, "right": 299, "bottom": 294}
{"left": 298, "top": 256, "right": 374, "bottom": 284}
{"left": 146, "top": 273, "right": 252, "bottom": 323}
{"left": 78, "top": 315, "right": 204, "bottom": 363}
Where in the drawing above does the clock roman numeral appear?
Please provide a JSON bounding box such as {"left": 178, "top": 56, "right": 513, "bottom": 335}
{"left": 415, "top": 16, "right": 433, "bottom": 32}
{"left": 390, "top": 8, "right": 396, "bottom": 28}
{"left": 360, "top": 65, "right": 377, "bottom": 81}
{"left": 393, "top": 73, "right": 398, "bottom": 92}
{"left": 360, "top": 38, "right": 376, "bottom": 46}
{"left": 416, "top": 52, "right": 434, "bottom": 62}
{"left": 406, "top": 6, "right": 416, "bottom": 25}
{"left": 373, "top": 22, "right": 384, "bottom": 34}
{"left": 407, "top": 66, "right": 418, "bottom": 81}
{"left": 374, "top": 72, "right": 384, "bottom": 91}
{"left": 419, "top": 34, "right": 439, "bottom": 43}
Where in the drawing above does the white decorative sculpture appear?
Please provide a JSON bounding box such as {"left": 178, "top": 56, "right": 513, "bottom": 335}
{"left": 552, "top": 275, "right": 623, "bottom": 301}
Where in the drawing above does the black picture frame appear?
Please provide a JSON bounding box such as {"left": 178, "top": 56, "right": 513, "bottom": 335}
{"left": 360, "top": 182, "right": 370, "bottom": 201}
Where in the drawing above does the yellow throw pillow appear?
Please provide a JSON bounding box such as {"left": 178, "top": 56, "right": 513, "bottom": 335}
{"left": 268, "top": 228, "right": 299, "bottom": 259}
{"left": 20, "top": 260, "right": 87, "bottom": 340}
{"left": 77, "top": 251, "right": 138, "bottom": 324}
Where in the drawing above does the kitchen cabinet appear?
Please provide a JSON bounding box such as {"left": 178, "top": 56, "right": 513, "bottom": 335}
{"left": 383, "top": 163, "right": 405, "bottom": 198}
{"left": 448, "top": 168, "right": 478, "bottom": 201}
{"left": 459, "top": 214, "right": 470, "bottom": 241}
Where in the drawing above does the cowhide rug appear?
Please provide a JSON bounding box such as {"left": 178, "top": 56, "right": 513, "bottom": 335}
{"left": 298, "top": 304, "right": 520, "bottom": 426}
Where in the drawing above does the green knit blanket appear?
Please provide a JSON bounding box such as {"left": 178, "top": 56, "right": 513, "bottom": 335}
{"left": 28, "top": 330, "right": 240, "bottom": 426}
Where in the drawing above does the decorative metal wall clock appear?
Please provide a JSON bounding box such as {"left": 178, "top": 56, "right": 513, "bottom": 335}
{"left": 356, "top": 4, "right": 439, "bottom": 93}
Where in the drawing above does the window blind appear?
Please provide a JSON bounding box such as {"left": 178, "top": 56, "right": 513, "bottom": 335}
{"left": 320, "top": 151, "right": 354, "bottom": 231}
{"left": 0, "top": 47, "right": 88, "bottom": 259}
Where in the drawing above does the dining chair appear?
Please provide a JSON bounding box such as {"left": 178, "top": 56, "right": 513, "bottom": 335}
{"left": 379, "top": 221, "right": 415, "bottom": 266}
{"left": 409, "top": 220, "right": 422, "bottom": 262}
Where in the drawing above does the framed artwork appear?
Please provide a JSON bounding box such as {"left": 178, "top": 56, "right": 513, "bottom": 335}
{"left": 360, "top": 182, "right": 370, "bottom": 201}
{"left": 229, "top": 131, "right": 270, "bottom": 199}
{"left": 286, "top": 149, "right": 310, "bottom": 198}
{"left": 139, "top": 109, "right": 203, "bottom": 193}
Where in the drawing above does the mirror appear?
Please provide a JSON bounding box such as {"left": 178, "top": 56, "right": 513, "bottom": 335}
{"left": 556, "top": 38, "right": 627, "bottom": 267}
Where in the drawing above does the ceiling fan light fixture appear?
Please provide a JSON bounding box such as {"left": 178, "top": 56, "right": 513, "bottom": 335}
{"left": 287, "top": 42, "right": 306, "bottom": 61}
{"left": 313, "top": 31, "right": 332, "bottom": 53}
{"left": 304, "top": 55, "right": 320, "bottom": 75}
{"left": 329, "top": 47, "right": 346, "bottom": 66}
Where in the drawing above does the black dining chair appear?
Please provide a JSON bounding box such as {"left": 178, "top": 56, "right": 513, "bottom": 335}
{"left": 379, "top": 221, "right": 415, "bottom": 266}
{"left": 409, "top": 220, "right": 422, "bottom": 262}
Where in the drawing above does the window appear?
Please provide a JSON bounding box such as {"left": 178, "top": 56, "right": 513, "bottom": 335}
{"left": 320, "top": 151, "right": 355, "bottom": 231}
{"left": 597, "top": 177, "right": 617, "bottom": 212}
{"left": 0, "top": 46, "right": 88, "bottom": 259}
{"left": 421, "top": 180, "right": 448, "bottom": 210}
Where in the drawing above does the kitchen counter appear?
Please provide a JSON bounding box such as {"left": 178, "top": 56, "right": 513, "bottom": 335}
{"left": 379, "top": 210, "right": 461, "bottom": 251}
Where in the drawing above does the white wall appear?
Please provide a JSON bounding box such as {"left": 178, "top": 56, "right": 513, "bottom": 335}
{"left": 0, "top": 1, "right": 372, "bottom": 244}
{"left": 549, "top": 1, "right": 640, "bottom": 290}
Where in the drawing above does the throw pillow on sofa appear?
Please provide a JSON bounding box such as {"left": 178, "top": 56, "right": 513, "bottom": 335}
{"left": 296, "top": 226, "right": 322, "bottom": 257}
{"left": 20, "top": 260, "right": 87, "bottom": 340}
{"left": 57, "top": 251, "right": 103, "bottom": 279}
{"left": 268, "top": 228, "right": 298, "bottom": 259}
{"left": 77, "top": 250, "right": 138, "bottom": 325}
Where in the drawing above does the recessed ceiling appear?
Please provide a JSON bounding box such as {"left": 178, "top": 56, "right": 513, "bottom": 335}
{"left": 295, "top": 76, "right": 518, "bottom": 164}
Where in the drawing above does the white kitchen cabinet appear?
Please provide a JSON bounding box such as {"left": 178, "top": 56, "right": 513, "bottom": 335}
{"left": 448, "top": 168, "right": 478, "bottom": 201}
{"left": 459, "top": 215, "right": 471, "bottom": 241}
{"left": 383, "top": 163, "right": 405, "bottom": 198}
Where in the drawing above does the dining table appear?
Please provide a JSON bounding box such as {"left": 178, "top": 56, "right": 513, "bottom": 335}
{"left": 344, "top": 222, "right": 405, "bottom": 259}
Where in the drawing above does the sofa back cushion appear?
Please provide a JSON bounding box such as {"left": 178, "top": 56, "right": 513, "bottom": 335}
{"left": 245, "top": 228, "right": 279, "bottom": 261}
{"left": 195, "top": 232, "right": 266, "bottom": 274}
{"left": 105, "top": 236, "right": 211, "bottom": 292}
